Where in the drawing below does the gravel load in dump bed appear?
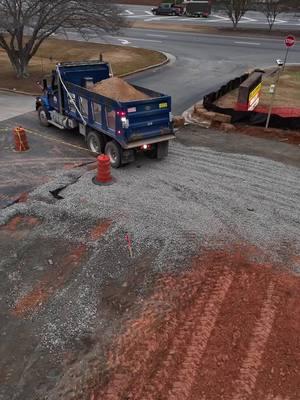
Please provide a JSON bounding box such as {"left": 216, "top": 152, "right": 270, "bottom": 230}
{"left": 91, "top": 77, "right": 150, "bottom": 101}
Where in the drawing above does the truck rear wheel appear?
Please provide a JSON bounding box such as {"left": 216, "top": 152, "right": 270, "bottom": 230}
{"left": 38, "top": 106, "right": 50, "bottom": 127}
{"left": 87, "top": 131, "right": 104, "bottom": 154}
{"left": 105, "top": 141, "right": 122, "bottom": 169}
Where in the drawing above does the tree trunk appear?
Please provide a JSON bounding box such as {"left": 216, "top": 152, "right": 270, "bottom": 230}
{"left": 269, "top": 20, "right": 274, "bottom": 31}
{"left": 8, "top": 51, "right": 30, "bottom": 78}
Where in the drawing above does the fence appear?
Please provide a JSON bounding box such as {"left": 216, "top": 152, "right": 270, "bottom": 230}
{"left": 203, "top": 73, "right": 300, "bottom": 131}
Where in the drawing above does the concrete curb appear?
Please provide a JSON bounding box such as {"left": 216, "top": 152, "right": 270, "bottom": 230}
{"left": 0, "top": 51, "right": 173, "bottom": 97}
{"left": 119, "top": 51, "right": 173, "bottom": 77}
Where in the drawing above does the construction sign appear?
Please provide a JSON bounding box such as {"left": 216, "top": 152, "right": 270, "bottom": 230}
{"left": 236, "top": 72, "right": 263, "bottom": 112}
{"left": 248, "top": 81, "right": 262, "bottom": 111}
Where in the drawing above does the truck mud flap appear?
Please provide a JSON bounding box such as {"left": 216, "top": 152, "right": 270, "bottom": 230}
{"left": 157, "top": 141, "right": 169, "bottom": 159}
{"left": 122, "top": 149, "right": 135, "bottom": 164}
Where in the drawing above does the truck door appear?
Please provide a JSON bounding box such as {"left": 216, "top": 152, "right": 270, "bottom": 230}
{"left": 48, "top": 72, "right": 64, "bottom": 113}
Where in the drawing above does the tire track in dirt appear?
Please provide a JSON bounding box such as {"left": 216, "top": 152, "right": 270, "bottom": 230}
{"left": 97, "top": 269, "right": 210, "bottom": 400}
{"left": 251, "top": 274, "right": 300, "bottom": 400}
{"left": 169, "top": 148, "right": 298, "bottom": 189}
{"left": 170, "top": 145, "right": 300, "bottom": 186}
{"left": 189, "top": 263, "right": 270, "bottom": 400}
{"left": 167, "top": 155, "right": 300, "bottom": 212}
{"left": 159, "top": 161, "right": 299, "bottom": 217}
{"left": 128, "top": 267, "right": 229, "bottom": 400}
{"left": 168, "top": 154, "right": 300, "bottom": 210}
{"left": 97, "top": 265, "right": 235, "bottom": 400}
{"left": 166, "top": 269, "right": 234, "bottom": 400}
{"left": 89, "top": 246, "right": 300, "bottom": 400}
{"left": 232, "top": 281, "right": 278, "bottom": 400}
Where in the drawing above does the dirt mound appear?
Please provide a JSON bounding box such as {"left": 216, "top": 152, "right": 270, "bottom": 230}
{"left": 92, "top": 245, "right": 300, "bottom": 400}
{"left": 91, "top": 77, "right": 150, "bottom": 102}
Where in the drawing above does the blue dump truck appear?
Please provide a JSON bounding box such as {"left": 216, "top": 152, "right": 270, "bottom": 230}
{"left": 36, "top": 61, "right": 174, "bottom": 168}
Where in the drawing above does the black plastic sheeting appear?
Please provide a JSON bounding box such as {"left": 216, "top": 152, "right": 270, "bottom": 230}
{"left": 203, "top": 73, "right": 300, "bottom": 130}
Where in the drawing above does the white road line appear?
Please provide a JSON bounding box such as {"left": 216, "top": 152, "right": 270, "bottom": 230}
{"left": 211, "top": 14, "right": 230, "bottom": 20}
{"left": 144, "top": 16, "right": 179, "bottom": 21}
{"left": 174, "top": 17, "right": 225, "bottom": 22}
{"left": 146, "top": 33, "right": 168, "bottom": 38}
{"left": 127, "top": 15, "right": 150, "bottom": 18}
{"left": 117, "top": 39, "right": 131, "bottom": 45}
{"left": 193, "top": 18, "right": 231, "bottom": 23}
{"left": 234, "top": 41, "right": 261, "bottom": 46}
{"left": 145, "top": 11, "right": 153, "bottom": 15}
{"left": 120, "top": 37, "right": 162, "bottom": 43}
{"left": 125, "top": 10, "right": 134, "bottom": 15}
{"left": 241, "top": 16, "right": 257, "bottom": 22}
{"left": 274, "top": 18, "right": 287, "bottom": 23}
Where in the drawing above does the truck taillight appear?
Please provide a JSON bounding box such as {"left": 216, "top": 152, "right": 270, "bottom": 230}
{"left": 121, "top": 116, "right": 129, "bottom": 129}
{"left": 117, "top": 111, "right": 126, "bottom": 117}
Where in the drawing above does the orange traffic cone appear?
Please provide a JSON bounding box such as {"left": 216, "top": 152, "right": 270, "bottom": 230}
{"left": 92, "top": 154, "right": 114, "bottom": 185}
{"left": 14, "top": 127, "right": 29, "bottom": 152}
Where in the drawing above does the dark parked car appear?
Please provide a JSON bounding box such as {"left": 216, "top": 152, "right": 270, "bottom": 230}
{"left": 151, "top": 3, "right": 183, "bottom": 16}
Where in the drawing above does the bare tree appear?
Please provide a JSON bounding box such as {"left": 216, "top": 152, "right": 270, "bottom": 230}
{"left": 0, "top": 0, "right": 125, "bottom": 78}
{"left": 215, "top": 0, "right": 253, "bottom": 29}
{"left": 259, "top": 0, "right": 285, "bottom": 31}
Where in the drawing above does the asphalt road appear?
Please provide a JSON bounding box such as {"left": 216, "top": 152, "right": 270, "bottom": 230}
{"left": 0, "top": 91, "right": 35, "bottom": 122}
{"left": 82, "top": 28, "right": 300, "bottom": 113}
{"left": 119, "top": 4, "right": 300, "bottom": 29}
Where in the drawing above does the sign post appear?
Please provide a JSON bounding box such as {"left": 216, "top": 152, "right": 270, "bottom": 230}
{"left": 265, "top": 35, "right": 296, "bottom": 128}
{"left": 283, "top": 35, "right": 296, "bottom": 71}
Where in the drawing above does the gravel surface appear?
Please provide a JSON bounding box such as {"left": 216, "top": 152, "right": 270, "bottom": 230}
{"left": 1, "top": 135, "right": 300, "bottom": 400}
{"left": 27, "top": 140, "right": 300, "bottom": 269}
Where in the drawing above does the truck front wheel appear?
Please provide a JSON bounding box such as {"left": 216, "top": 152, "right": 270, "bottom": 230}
{"left": 87, "top": 131, "right": 104, "bottom": 154}
{"left": 38, "top": 106, "right": 50, "bottom": 127}
{"left": 105, "top": 141, "right": 122, "bottom": 168}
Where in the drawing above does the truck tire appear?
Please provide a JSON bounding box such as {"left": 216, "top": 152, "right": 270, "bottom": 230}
{"left": 38, "top": 106, "right": 50, "bottom": 127}
{"left": 105, "top": 141, "right": 122, "bottom": 168}
{"left": 87, "top": 131, "right": 105, "bottom": 154}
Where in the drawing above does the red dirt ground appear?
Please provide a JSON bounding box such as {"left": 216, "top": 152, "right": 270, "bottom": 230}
{"left": 12, "top": 244, "right": 88, "bottom": 316}
{"left": 236, "top": 125, "right": 300, "bottom": 145}
{"left": 0, "top": 215, "right": 40, "bottom": 239}
{"left": 254, "top": 106, "right": 300, "bottom": 118}
{"left": 90, "top": 220, "right": 112, "bottom": 241}
{"left": 91, "top": 245, "right": 300, "bottom": 400}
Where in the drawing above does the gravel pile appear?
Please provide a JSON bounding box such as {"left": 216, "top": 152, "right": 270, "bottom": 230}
{"left": 35, "top": 142, "right": 300, "bottom": 266}
{"left": 2, "top": 141, "right": 300, "bottom": 270}
{"left": 91, "top": 77, "right": 150, "bottom": 101}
